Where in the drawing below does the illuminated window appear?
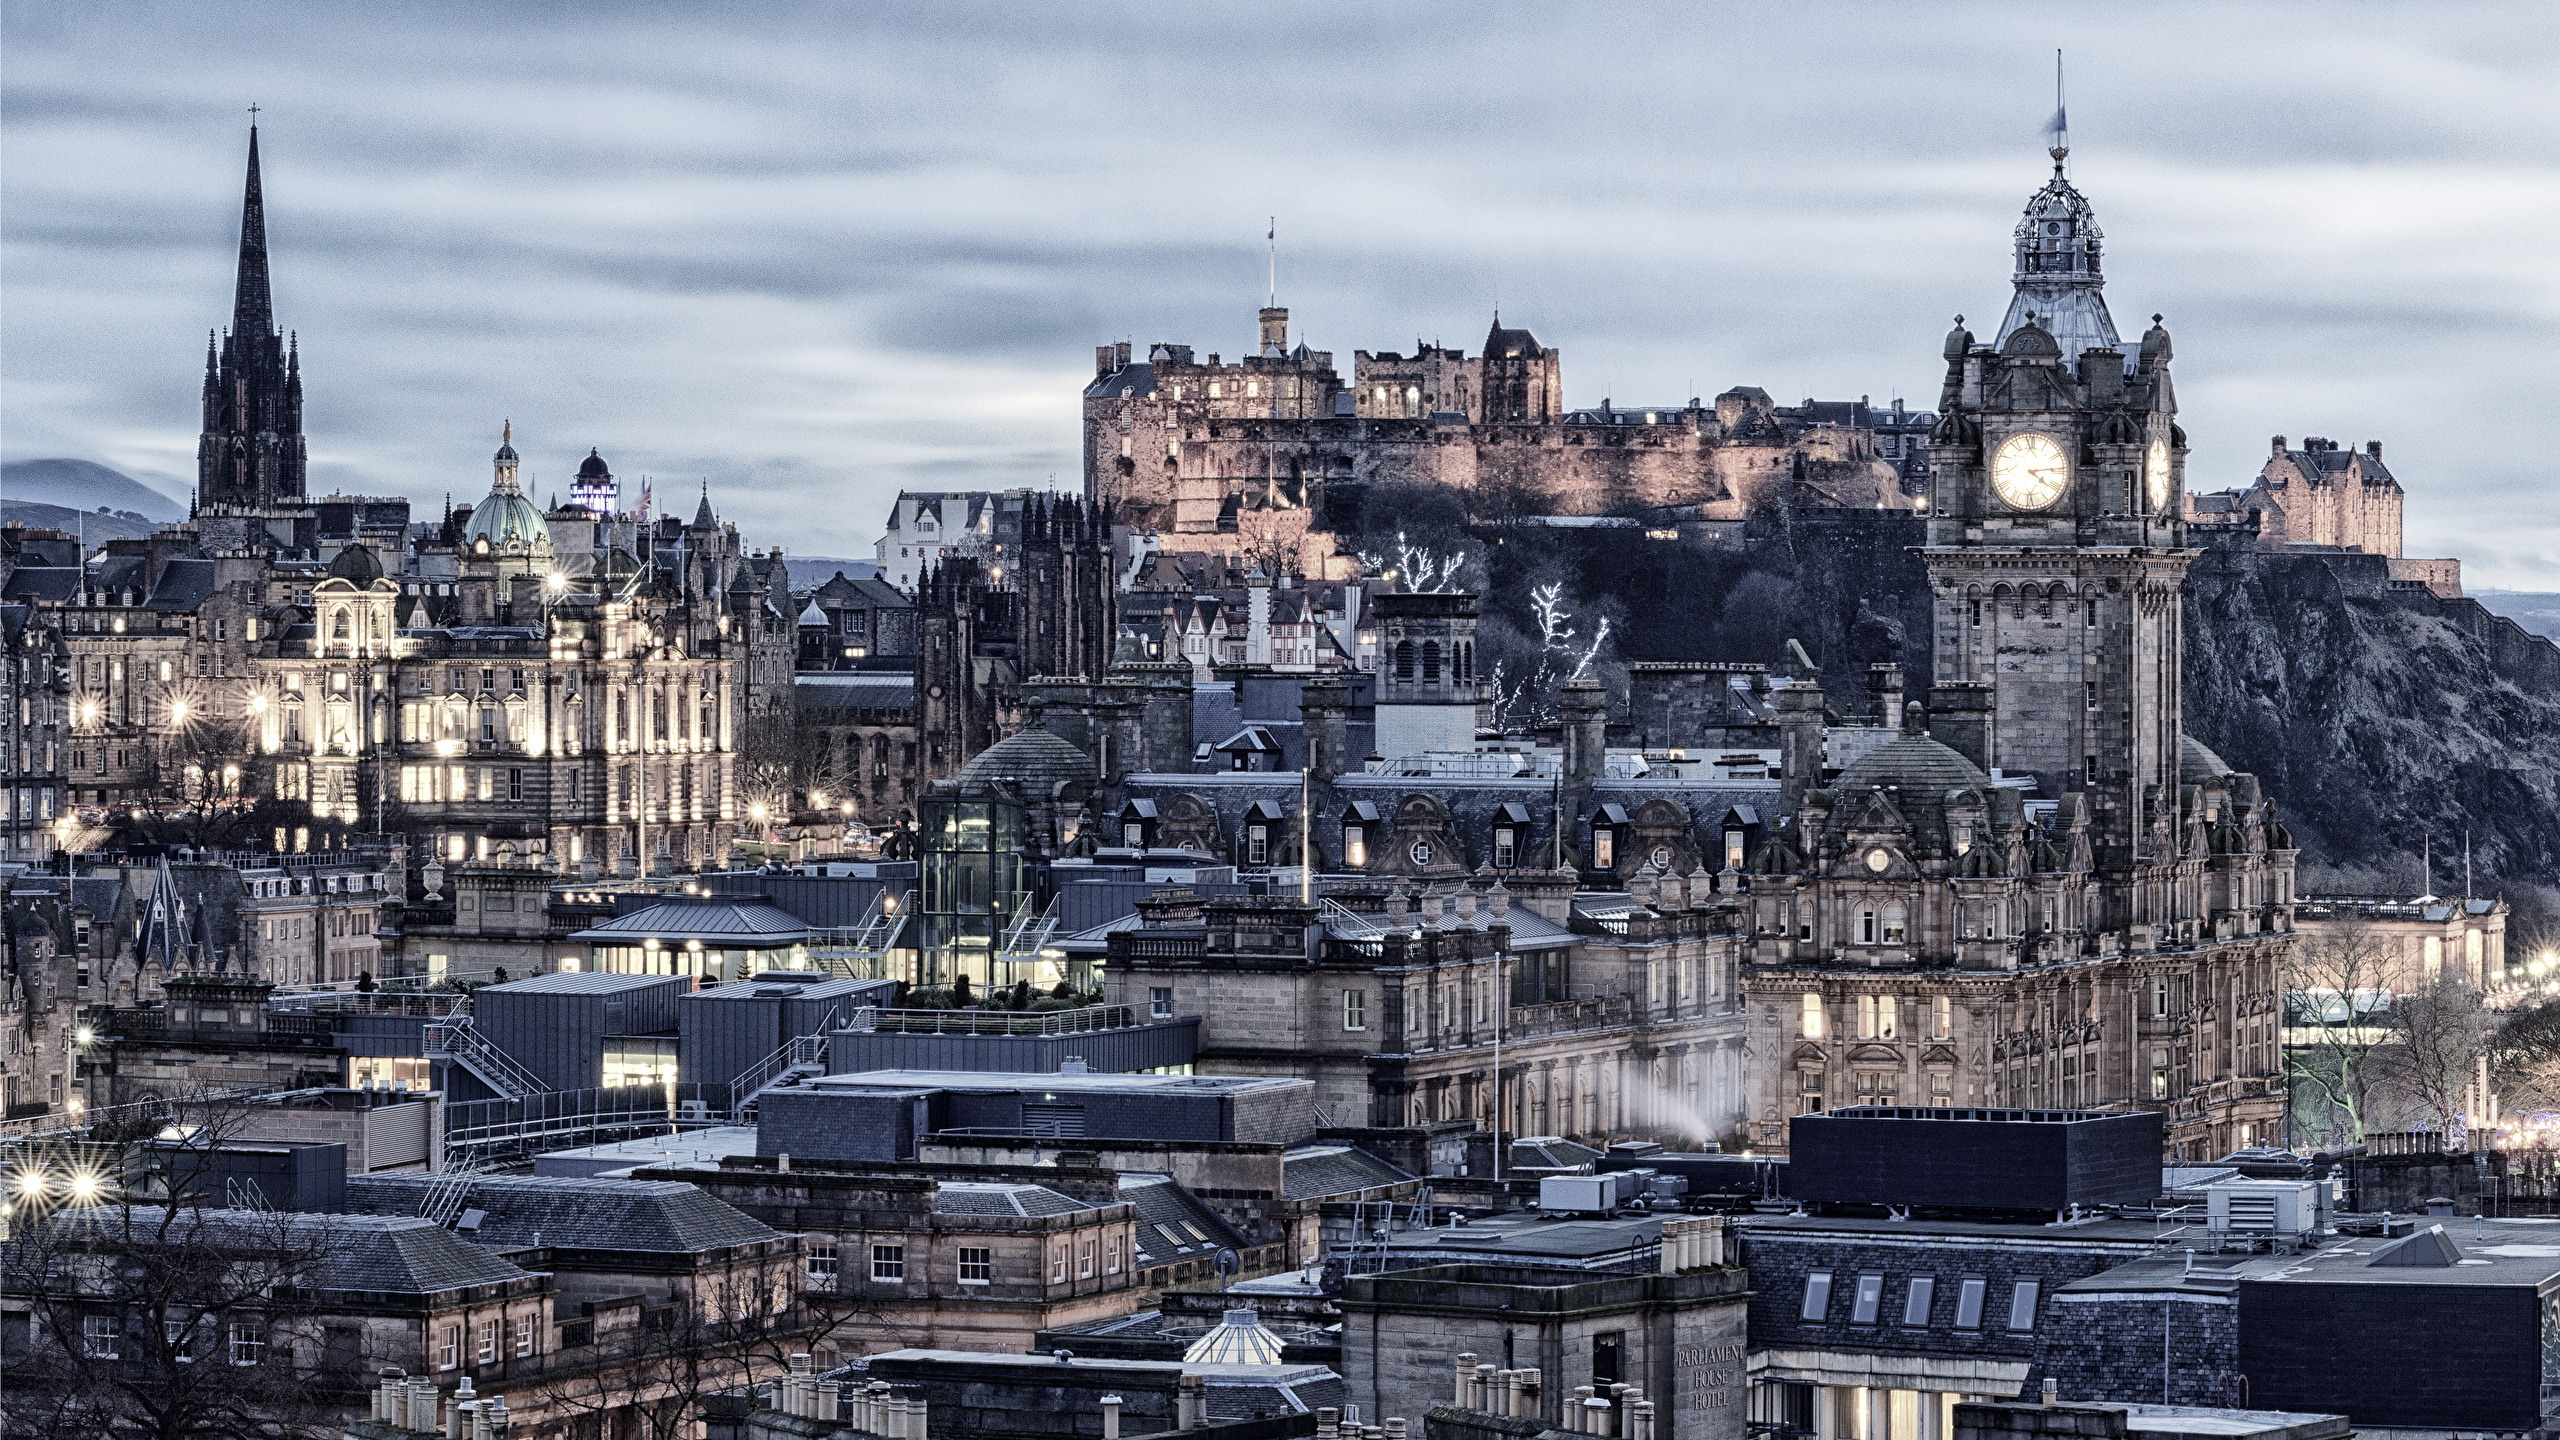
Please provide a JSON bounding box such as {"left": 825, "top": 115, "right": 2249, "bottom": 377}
{"left": 1800, "top": 993, "right": 1824, "bottom": 1039}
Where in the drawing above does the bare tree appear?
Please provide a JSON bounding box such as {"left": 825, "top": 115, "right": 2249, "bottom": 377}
{"left": 1486, "top": 583, "right": 1611, "bottom": 732}
{"left": 2374, "top": 978, "right": 2490, "bottom": 1135}
{"left": 2281, "top": 916, "right": 2396, "bottom": 1146}
{"left": 0, "top": 1093, "right": 350, "bottom": 1440}
{"left": 1357, "top": 531, "right": 1467, "bottom": 594}
{"left": 521, "top": 1263, "right": 857, "bottom": 1440}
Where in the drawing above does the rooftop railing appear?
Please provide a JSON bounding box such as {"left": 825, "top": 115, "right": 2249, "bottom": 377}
{"left": 844, "top": 1003, "right": 1140, "bottom": 1037}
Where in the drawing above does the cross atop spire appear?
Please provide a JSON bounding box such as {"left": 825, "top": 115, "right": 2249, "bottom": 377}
{"left": 233, "top": 122, "right": 274, "bottom": 339}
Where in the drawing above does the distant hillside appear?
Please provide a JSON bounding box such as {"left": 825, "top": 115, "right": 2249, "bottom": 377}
{"left": 783, "top": 556, "right": 884, "bottom": 592}
{"left": 0, "top": 459, "right": 188, "bottom": 521}
{"left": 0, "top": 499, "right": 161, "bottom": 546}
{"left": 2477, "top": 590, "right": 2560, "bottom": 641}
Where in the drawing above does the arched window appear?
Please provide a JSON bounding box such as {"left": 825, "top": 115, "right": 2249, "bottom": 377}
{"left": 1394, "top": 641, "right": 1415, "bottom": 678}
{"left": 1858, "top": 906, "right": 1879, "bottom": 945}
{"left": 331, "top": 608, "right": 350, "bottom": 641}
{"left": 1882, "top": 903, "right": 1908, "bottom": 946}
{"left": 1421, "top": 641, "right": 1441, "bottom": 679}
{"left": 872, "top": 734, "right": 890, "bottom": 777}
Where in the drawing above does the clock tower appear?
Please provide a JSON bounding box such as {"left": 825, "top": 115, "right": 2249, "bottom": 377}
{"left": 1921, "top": 143, "right": 2191, "bottom": 906}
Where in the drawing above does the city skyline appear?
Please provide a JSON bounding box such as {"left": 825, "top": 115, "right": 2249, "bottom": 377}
{"left": 3, "top": 3, "right": 2556, "bottom": 586}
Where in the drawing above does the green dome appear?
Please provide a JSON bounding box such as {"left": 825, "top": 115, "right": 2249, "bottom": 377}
{"left": 466, "top": 488, "right": 551, "bottom": 553}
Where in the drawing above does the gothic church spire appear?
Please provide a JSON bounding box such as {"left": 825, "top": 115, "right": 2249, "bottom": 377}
{"left": 233, "top": 123, "right": 274, "bottom": 341}
{"left": 197, "top": 122, "right": 307, "bottom": 509}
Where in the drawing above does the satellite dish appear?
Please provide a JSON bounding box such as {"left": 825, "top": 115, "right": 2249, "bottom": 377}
{"left": 1214, "top": 1247, "right": 1240, "bottom": 1277}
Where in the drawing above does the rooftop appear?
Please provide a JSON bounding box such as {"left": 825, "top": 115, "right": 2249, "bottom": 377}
{"left": 345, "top": 1173, "right": 783, "bottom": 1255}
{"left": 807, "top": 1068, "right": 1307, "bottom": 1097}
{"left": 2059, "top": 1216, "right": 2560, "bottom": 1293}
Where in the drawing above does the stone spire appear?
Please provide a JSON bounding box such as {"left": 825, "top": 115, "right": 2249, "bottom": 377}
{"left": 233, "top": 123, "right": 274, "bottom": 340}
{"left": 197, "top": 123, "right": 306, "bottom": 508}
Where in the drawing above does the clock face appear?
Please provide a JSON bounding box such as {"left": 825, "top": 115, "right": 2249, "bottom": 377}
{"left": 2145, "top": 438, "right": 2171, "bottom": 511}
{"left": 1991, "top": 432, "right": 2070, "bottom": 510}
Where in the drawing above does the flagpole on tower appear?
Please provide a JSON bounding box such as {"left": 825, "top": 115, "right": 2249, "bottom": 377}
{"left": 2050, "top": 49, "right": 2070, "bottom": 173}
{"left": 1267, "top": 217, "right": 1277, "bottom": 309}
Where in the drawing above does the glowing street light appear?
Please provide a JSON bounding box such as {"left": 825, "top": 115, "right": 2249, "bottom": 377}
{"left": 169, "top": 700, "right": 191, "bottom": 723}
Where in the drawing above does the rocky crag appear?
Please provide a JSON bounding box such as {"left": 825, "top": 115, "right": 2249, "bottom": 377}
{"left": 1433, "top": 509, "right": 2558, "bottom": 885}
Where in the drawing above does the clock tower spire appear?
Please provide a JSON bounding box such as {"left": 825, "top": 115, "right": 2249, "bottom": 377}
{"left": 1921, "top": 152, "right": 2191, "bottom": 910}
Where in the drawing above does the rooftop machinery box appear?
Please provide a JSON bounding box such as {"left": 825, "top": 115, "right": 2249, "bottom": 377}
{"left": 1789, "top": 1106, "right": 2162, "bottom": 1212}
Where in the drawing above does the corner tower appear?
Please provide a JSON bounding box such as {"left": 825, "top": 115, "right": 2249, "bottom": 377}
{"left": 197, "top": 124, "right": 307, "bottom": 509}
{"left": 1922, "top": 145, "right": 2191, "bottom": 888}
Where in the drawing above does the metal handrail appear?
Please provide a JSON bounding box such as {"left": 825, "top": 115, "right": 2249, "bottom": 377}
{"left": 845, "top": 1003, "right": 1138, "bottom": 1037}
{"left": 1322, "top": 898, "right": 1385, "bottom": 939}
{"left": 998, "top": 895, "right": 1062, "bottom": 959}
{"left": 726, "top": 1006, "right": 845, "bottom": 1118}
{"left": 423, "top": 1009, "right": 553, "bottom": 1100}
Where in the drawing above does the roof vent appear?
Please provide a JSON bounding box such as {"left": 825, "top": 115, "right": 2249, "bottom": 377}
{"left": 2368, "top": 1224, "right": 2462, "bottom": 1268}
{"left": 454, "top": 1209, "right": 486, "bottom": 1233}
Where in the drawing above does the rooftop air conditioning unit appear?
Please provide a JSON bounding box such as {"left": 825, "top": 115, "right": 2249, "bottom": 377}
{"left": 2207, "top": 1178, "right": 2318, "bottom": 1238}
{"left": 1539, "top": 1174, "right": 1618, "bottom": 1216}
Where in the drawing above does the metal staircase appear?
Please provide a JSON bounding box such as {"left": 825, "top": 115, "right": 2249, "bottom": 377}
{"left": 1322, "top": 898, "right": 1386, "bottom": 939}
{"left": 726, "top": 1006, "right": 846, "bottom": 1121}
{"left": 415, "top": 1157, "right": 484, "bottom": 1228}
{"left": 997, "top": 895, "right": 1062, "bottom": 967}
{"left": 422, "top": 1007, "right": 552, "bottom": 1102}
{"left": 810, "top": 889, "right": 914, "bottom": 978}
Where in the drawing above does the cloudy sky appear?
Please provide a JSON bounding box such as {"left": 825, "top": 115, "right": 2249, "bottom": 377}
{"left": 5, "top": 2, "right": 2557, "bottom": 585}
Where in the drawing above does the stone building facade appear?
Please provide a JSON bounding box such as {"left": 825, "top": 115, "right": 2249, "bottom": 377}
{"left": 1082, "top": 312, "right": 1928, "bottom": 577}
{"left": 1739, "top": 149, "right": 2299, "bottom": 1163}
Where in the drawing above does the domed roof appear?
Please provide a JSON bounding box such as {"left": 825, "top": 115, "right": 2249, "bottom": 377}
{"left": 957, "top": 729, "right": 1097, "bottom": 793}
{"left": 577, "top": 448, "right": 612, "bottom": 479}
{"left": 466, "top": 489, "right": 551, "bottom": 552}
{"left": 1834, "top": 732, "right": 1992, "bottom": 797}
{"left": 2181, "top": 735, "right": 2233, "bottom": 783}
{"left": 326, "top": 542, "right": 383, "bottom": 584}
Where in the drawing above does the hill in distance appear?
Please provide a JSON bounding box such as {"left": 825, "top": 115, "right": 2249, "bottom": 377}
{"left": 2475, "top": 590, "right": 2560, "bottom": 642}
{"left": 1, "top": 459, "right": 188, "bottom": 521}
{"left": 0, "top": 499, "right": 162, "bottom": 546}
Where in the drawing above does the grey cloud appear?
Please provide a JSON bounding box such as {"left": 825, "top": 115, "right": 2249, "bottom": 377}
{"left": 3, "top": 0, "right": 2556, "bottom": 582}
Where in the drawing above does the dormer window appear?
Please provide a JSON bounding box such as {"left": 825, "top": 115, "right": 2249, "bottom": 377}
{"left": 1494, "top": 827, "right": 1516, "bottom": 868}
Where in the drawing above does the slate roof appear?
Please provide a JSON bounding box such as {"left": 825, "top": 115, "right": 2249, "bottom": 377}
{"left": 147, "top": 557, "right": 217, "bottom": 612}
{"left": 933, "top": 1182, "right": 1098, "bottom": 1218}
{"left": 1120, "top": 1172, "right": 1244, "bottom": 1266}
{"left": 1085, "top": 362, "right": 1159, "bottom": 400}
{"left": 22, "top": 1206, "right": 530, "bottom": 1295}
{"left": 345, "top": 1174, "right": 783, "bottom": 1255}
{"left": 795, "top": 673, "right": 916, "bottom": 708}
{"left": 1280, "top": 1145, "right": 1414, "bottom": 1201}
{"left": 1, "top": 567, "right": 81, "bottom": 604}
